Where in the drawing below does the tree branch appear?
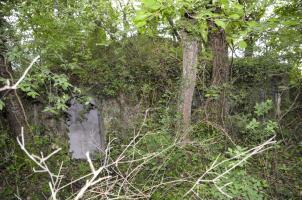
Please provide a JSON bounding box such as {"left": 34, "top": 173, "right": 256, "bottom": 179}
{"left": 0, "top": 56, "right": 40, "bottom": 92}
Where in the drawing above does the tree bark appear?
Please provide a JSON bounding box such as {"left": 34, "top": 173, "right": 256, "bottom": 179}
{"left": 178, "top": 32, "right": 199, "bottom": 133}
{"left": 0, "top": 55, "right": 28, "bottom": 136}
{"left": 1, "top": 16, "right": 28, "bottom": 137}
{"left": 205, "top": 21, "right": 229, "bottom": 126}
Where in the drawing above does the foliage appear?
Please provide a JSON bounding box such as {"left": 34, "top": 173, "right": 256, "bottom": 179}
{"left": 0, "top": 0, "right": 302, "bottom": 199}
{"left": 1, "top": 109, "right": 274, "bottom": 199}
{"left": 254, "top": 99, "right": 273, "bottom": 116}
{"left": 133, "top": 0, "right": 273, "bottom": 51}
{"left": 197, "top": 146, "right": 269, "bottom": 199}
{"left": 230, "top": 99, "right": 278, "bottom": 144}
{"left": 18, "top": 67, "right": 74, "bottom": 114}
{"left": 75, "top": 36, "right": 181, "bottom": 100}
{"left": 0, "top": 130, "right": 60, "bottom": 199}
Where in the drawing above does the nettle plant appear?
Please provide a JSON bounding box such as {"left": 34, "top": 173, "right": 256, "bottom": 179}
{"left": 247, "top": 100, "right": 278, "bottom": 138}
{"left": 19, "top": 66, "right": 74, "bottom": 114}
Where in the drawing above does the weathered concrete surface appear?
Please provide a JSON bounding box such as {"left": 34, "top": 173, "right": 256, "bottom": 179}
{"left": 68, "top": 99, "right": 105, "bottom": 159}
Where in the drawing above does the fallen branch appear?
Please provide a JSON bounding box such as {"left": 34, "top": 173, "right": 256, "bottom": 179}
{"left": 184, "top": 136, "right": 276, "bottom": 198}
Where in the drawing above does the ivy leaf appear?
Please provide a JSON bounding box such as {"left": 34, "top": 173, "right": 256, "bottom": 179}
{"left": 238, "top": 40, "right": 247, "bottom": 49}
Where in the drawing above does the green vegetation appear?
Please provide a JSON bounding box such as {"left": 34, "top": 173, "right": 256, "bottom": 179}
{"left": 0, "top": 0, "right": 301, "bottom": 199}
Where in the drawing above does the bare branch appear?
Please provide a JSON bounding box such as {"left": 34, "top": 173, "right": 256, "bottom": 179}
{"left": 0, "top": 56, "right": 40, "bottom": 92}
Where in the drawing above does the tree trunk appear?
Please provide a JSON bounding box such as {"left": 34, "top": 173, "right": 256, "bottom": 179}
{"left": 178, "top": 32, "right": 199, "bottom": 133}
{"left": 205, "top": 21, "right": 229, "bottom": 126}
{"left": 0, "top": 55, "right": 28, "bottom": 136}
{"left": 1, "top": 13, "right": 28, "bottom": 136}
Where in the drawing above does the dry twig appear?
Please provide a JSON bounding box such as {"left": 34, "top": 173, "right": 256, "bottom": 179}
{"left": 0, "top": 56, "right": 40, "bottom": 92}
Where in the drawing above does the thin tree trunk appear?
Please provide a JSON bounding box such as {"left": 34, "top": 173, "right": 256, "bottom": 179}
{"left": 205, "top": 21, "right": 229, "bottom": 126}
{"left": 178, "top": 32, "right": 199, "bottom": 133}
{"left": 1, "top": 15, "right": 28, "bottom": 136}
{"left": 0, "top": 55, "right": 28, "bottom": 136}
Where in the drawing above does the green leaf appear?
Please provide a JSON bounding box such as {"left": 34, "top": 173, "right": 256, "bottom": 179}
{"left": 247, "top": 21, "right": 258, "bottom": 28}
{"left": 254, "top": 100, "right": 273, "bottom": 116}
{"left": 0, "top": 100, "right": 5, "bottom": 110}
{"left": 143, "top": 0, "right": 161, "bottom": 10}
{"left": 198, "top": 22, "right": 208, "bottom": 42}
{"left": 43, "top": 106, "right": 59, "bottom": 115}
{"left": 246, "top": 118, "right": 260, "bottom": 131}
{"left": 135, "top": 20, "right": 147, "bottom": 28}
{"left": 282, "top": 20, "right": 300, "bottom": 26}
{"left": 135, "top": 11, "right": 150, "bottom": 21}
{"left": 27, "top": 91, "right": 39, "bottom": 98}
{"left": 134, "top": 11, "right": 151, "bottom": 27}
{"left": 229, "top": 14, "right": 240, "bottom": 20}
{"left": 214, "top": 19, "right": 226, "bottom": 29}
{"left": 238, "top": 40, "right": 247, "bottom": 49}
{"left": 220, "top": 0, "right": 229, "bottom": 8}
{"left": 233, "top": 3, "right": 244, "bottom": 13}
